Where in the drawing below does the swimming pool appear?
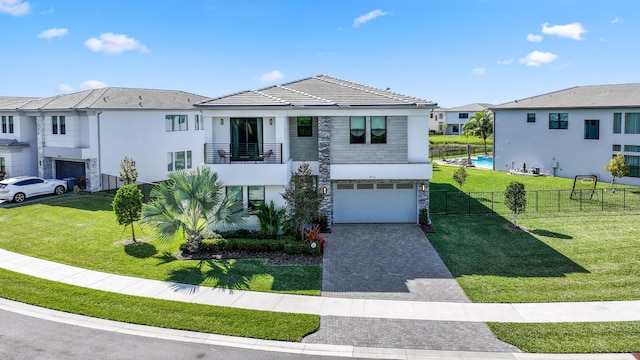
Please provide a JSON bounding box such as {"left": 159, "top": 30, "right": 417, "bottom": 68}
{"left": 472, "top": 156, "right": 493, "bottom": 168}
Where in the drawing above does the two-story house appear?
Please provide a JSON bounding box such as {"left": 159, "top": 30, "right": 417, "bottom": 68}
{"left": 443, "top": 103, "right": 492, "bottom": 135}
{"left": 10, "top": 88, "right": 209, "bottom": 191}
{"left": 0, "top": 97, "right": 41, "bottom": 178}
{"left": 492, "top": 83, "right": 640, "bottom": 186}
{"left": 196, "top": 75, "right": 436, "bottom": 226}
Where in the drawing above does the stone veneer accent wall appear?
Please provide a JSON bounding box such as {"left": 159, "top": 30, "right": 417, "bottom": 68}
{"left": 331, "top": 116, "right": 408, "bottom": 164}
{"left": 87, "top": 158, "right": 100, "bottom": 192}
{"left": 317, "top": 116, "right": 332, "bottom": 228}
{"left": 418, "top": 180, "right": 430, "bottom": 224}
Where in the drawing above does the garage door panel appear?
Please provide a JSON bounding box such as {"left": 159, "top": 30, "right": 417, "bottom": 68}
{"left": 333, "top": 183, "right": 416, "bottom": 223}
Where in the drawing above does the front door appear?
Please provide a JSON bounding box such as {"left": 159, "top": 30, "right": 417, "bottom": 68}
{"left": 230, "top": 118, "right": 263, "bottom": 160}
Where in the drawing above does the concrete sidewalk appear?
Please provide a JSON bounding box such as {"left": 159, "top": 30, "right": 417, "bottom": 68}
{"left": 2, "top": 248, "right": 640, "bottom": 323}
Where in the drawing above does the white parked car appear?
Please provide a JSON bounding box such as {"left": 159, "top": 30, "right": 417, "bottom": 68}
{"left": 0, "top": 176, "right": 67, "bottom": 203}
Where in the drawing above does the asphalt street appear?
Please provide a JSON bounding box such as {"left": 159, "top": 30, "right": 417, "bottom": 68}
{"left": 0, "top": 309, "right": 354, "bottom": 360}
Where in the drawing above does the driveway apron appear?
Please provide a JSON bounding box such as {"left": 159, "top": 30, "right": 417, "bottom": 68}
{"left": 303, "top": 224, "right": 519, "bottom": 352}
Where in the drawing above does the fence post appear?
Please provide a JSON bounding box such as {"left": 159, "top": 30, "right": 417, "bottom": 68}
{"left": 468, "top": 192, "right": 471, "bottom": 215}
{"left": 601, "top": 189, "right": 604, "bottom": 211}
{"left": 536, "top": 190, "right": 539, "bottom": 213}
{"left": 623, "top": 188, "right": 626, "bottom": 210}
{"left": 557, "top": 190, "right": 561, "bottom": 212}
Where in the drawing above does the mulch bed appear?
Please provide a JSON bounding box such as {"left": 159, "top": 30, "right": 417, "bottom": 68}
{"left": 176, "top": 249, "right": 323, "bottom": 266}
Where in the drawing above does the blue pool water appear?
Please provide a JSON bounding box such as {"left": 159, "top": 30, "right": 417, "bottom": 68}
{"left": 473, "top": 156, "right": 493, "bottom": 167}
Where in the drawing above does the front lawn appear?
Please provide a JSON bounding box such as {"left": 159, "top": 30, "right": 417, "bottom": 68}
{"left": 0, "top": 193, "right": 321, "bottom": 296}
{"left": 0, "top": 268, "right": 319, "bottom": 341}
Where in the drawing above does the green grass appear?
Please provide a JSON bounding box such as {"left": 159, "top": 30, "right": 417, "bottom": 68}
{"left": 0, "top": 268, "right": 319, "bottom": 341}
{"left": 488, "top": 322, "right": 640, "bottom": 353}
{"left": 0, "top": 193, "right": 321, "bottom": 296}
{"left": 429, "top": 134, "right": 493, "bottom": 146}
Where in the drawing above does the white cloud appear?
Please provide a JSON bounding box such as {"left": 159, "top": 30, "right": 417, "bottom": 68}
{"left": 257, "top": 70, "right": 284, "bottom": 83}
{"left": 519, "top": 51, "right": 558, "bottom": 66}
{"left": 38, "top": 28, "right": 68, "bottom": 39}
{"left": 0, "top": 0, "right": 30, "bottom": 16}
{"left": 84, "top": 33, "right": 148, "bottom": 54}
{"left": 353, "top": 9, "right": 389, "bottom": 28}
{"left": 541, "top": 22, "right": 587, "bottom": 40}
{"left": 497, "top": 58, "right": 513, "bottom": 65}
{"left": 58, "top": 83, "right": 73, "bottom": 93}
{"left": 81, "top": 80, "right": 108, "bottom": 90}
{"left": 527, "top": 33, "right": 543, "bottom": 42}
{"left": 611, "top": 17, "right": 623, "bottom": 24}
{"left": 472, "top": 67, "right": 486, "bottom": 75}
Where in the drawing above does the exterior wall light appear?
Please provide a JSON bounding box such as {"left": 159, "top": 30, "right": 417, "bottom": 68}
{"left": 421, "top": 184, "right": 426, "bottom": 192}
{"left": 322, "top": 186, "right": 328, "bottom": 195}
{"left": 220, "top": 118, "right": 224, "bottom": 125}
{"left": 269, "top": 118, "right": 273, "bottom": 125}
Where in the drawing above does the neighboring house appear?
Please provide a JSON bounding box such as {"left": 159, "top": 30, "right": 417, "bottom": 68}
{"left": 430, "top": 108, "right": 446, "bottom": 133}
{"left": 491, "top": 83, "right": 640, "bottom": 186}
{"left": 8, "top": 88, "right": 209, "bottom": 191}
{"left": 196, "top": 75, "right": 436, "bottom": 227}
{"left": 0, "top": 97, "right": 41, "bottom": 179}
{"left": 443, "top": 103, "right": 492, "bottom": 135}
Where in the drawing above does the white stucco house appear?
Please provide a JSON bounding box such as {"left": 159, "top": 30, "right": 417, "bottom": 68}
{"left": 4, "top": 88, "right": 209, "bottom": 191}
{"left": 429, "top": 108, "right": 446, "bottom": 133}
{"left": 443, "top": 103, "right": 492, "bottom": 135}
{"left": 196, "top": 75, "right": 436, "bottom": 226}
{"left": 492, "top": 83, "right": 640, "bottom": 186}
{"left": 0, "top": 97, "right": 41, "bottom": 179}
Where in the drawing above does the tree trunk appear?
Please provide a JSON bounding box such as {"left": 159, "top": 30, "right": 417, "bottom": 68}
{"left": 483, "top": 137, "right": 488, "bottom": 155}
{"left": 131, "top": 222, "right": 136, "bottom": 242}
{"left": 186, "top": 233, "right": 203, "bottom": 253}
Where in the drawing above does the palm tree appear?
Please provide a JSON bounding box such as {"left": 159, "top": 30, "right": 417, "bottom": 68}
{"left": 143, "top": 167, "right": 245, "bottom": 252}
{"left": 462, "top": 110, "right": 494, "bottom": 154}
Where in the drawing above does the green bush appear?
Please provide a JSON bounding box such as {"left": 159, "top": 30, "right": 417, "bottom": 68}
{"left": 284, "top": 241, "right": 322, "bottom": 255}
{"left": 180, "top": 237, "right": 319, "bottom": 254}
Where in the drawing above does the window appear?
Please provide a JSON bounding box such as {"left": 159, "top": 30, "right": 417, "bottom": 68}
{"left": 624, "top": 145, "right": 640, "bottom": 152}
{"left": 624, "top": 113, "right": 640, "bottom": 134}
{"left": 1, "top": 116, "right": 13, "bottom": 134}
{"left": 527, "top": 113, "right": 536, "bottom": 123}
{"left": 194, "top": 115, "right": 203, "bottom": 130}
{"left": 613, "top": 144, "right": 621, "bottom": 151}
{"left": 357, "top": 183, "right": 374, "bottom": 190}
{"left": 452, "top": 124, "right": 459, "bottom": 133}
{"left": 167, "top": 150, "right": 192, "bottom": 171}
{"left": 248, "top": 186, "right": 265, "bottom": 209}
{"left": 549, "top": 113, "right": 568, "bottom": 129}
{"left": 613, "top": 113, "right": 622, "bottom": 133}
{"left": 0, "top": 157, "right": 5, "bottom": 172}
{"left": 624, "top": 155, "right": 640, "bottom": 177}
{"left": 60, "top": 116, "right": 66, "bottom": 134}
{"left": 297, "top": 117, "right": 312, "bottom": 137}
{"left": 226, "top": 186, "right": 243, "bottom": 211}
{"left": 52, "top": 116, "right": 58, "bottom": 134}
{"left": 438, "top": 113, "right": 443, "bottom": 119}
{"left": 165, "top": 115, "right": 188, "bottom": 131}
{"left": 370, "top": 116, "right": 387, "bottom": 144}
{"left": 350, "top": 116, "right": 366, "bottom": 144}
{"left": 459, "top": 113, "right": 469, "bottom": 119}
{"left": 584, "top": 120, "right": 599, "bottom": 139}
{"left": 377, "top": 183, "right": 393, "bottom": 189}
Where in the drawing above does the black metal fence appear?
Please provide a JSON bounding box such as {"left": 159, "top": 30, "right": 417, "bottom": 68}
{"left": 100, "top": 174, "right": 156, "bottom": 203}
{"left": 430, "top": 188, "right": 640, "bottom": 215}
{"left": 429, "top": 144, "right": 491, "bottom": 160}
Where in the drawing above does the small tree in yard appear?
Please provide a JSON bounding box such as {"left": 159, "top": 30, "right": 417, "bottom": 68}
{"left": 112, "top": 184, "right": 143, "bottom": 241}
{"left": 453, "top": 165, "right": 468, "bottom": 193}
{"left": 119, "top": 156, "right": 139, "bottom": 185}
{"left": 282, "top": 163, "right": 324, "bottom": 241}
{"left": 504, "top": 181, "right": 526, "bottom": 227}
{"left": 605, "top": 153, "right": 629, "bottom": 192}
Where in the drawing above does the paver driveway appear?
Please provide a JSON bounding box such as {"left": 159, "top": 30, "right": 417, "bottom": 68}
{"left": 303, "top": 224, "right": 519, "bottom": 352}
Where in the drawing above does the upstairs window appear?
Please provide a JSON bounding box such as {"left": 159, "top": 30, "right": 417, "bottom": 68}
{"left": 297, "top": 116, "right": 312, "bottom": 137}
{"left": 584, "top": 120, "right": 599, "bottom": 139}
{"left": 624, "top": 145, "right": 640, "bottom": 152}
{"left": 549, "top": 113, "right": 568, "bottom": 129}
{"left": 166, "top": 115, "right": 188, "bottom": 131}
{"left": 194, "top": 115, "right": 203, "bottom": 130}
{"left": 613, "top": 113, "right": 622, "bottom": 133}
{"left": 613, "top": 144, "right": 621, "bottom": 151}
{"left": 526, "top": 113, "right": 536, "bottom": 123}
{"left": 371, "top": 116, "right": 387, "bottom": 144}
{"left": 350, "top": 116, "right": 366, "bottom": 144}
{"left": 1, "top": 116, "right": 13, "bottom": 134}
{"left": 51, "top": 116, "right": 65, "bottom": 134}
{"left": 0, "top": 157, "right": 5, "bottom": 172}
{"left": 459, "top": 113, "right": 469, "bottom": 119}
{"left": 624, "top": 113, "right": 640, "bottom": 134}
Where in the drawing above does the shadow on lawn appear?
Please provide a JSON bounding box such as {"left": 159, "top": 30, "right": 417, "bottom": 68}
{"left": 429, "top": 184, "right": 588, "bottom": 278}
{"left": 124, "top": 242, "right": 158, "bottom": 258}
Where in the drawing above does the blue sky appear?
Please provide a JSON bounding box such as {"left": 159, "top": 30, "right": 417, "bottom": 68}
{"left": 1, "top": 0, "right": 638, "bottom": 107}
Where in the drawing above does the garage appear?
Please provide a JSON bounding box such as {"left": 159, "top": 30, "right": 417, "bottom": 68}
{"left": 333, "top": 182, "right": 417, "bottom": 223}
{"left": 55, "top": 160, "right": 86, "bottom": 180}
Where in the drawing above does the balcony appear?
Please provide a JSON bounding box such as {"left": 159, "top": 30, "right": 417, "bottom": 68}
{"left": 204, "top": 143, "right": 283, "bottom": 165}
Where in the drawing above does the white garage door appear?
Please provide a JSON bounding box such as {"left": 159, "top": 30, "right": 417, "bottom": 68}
{"left": 333, "top": 183, "right": 417, "bottom": 223}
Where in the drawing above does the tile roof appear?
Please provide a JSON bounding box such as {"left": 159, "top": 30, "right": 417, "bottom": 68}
{"left": 0, "top": 97, "right": 41, "bottom": 111}
{"left": 197, "top": 75, "right": 435, "bottom": 108}
{"left": 492, "top": 83, "right": 640, "bottom": 110}
{"left": 12, "top": 88, "right": 209, "bottom": 111}
{"left": 444, "top": 103, "right": 493, "bottom": 112}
